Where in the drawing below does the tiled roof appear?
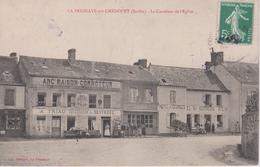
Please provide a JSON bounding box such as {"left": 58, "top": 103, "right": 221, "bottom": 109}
{"left": 222, "top": 61, "right": 259, "bottom": 84}
{"left": 19, "top": 56, "right": 158, "bottom": 82}
{"left": 0, "top": 56, "right": 23, "bottom": 85}
{"left": 149, "top": 65, "right": 229, "bottom": 92}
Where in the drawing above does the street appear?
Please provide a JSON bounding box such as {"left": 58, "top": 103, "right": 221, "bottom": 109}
{"left": 0, "top": 135, "right": 257, "bottom": 166}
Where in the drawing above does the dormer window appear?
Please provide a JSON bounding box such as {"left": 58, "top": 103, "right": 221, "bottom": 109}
{"left": 161, "top": 79, "right": 166, "bottom": 83}
{"left": 2, "top": 71, "right": 14, "bottom": 82}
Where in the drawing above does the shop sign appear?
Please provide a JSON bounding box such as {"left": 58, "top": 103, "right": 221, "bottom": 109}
{"left": 32, "top": 77, "right": 121, "bottom": 89}
{"left": 159, "top": 104, "right": 185, "bottom": 110}
{"left": 33, "top": 107, "right": 121, "bottom": 116}
{"left": 187, "top": 105, "right": 225, "bottom": 112}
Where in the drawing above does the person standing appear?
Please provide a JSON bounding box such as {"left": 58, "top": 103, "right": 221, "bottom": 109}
{"left": 211, "top": 123, "right": 215, "bottom": 133}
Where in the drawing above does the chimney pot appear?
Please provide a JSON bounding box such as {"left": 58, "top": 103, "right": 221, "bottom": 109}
{"left": 68, "top": 48, "right": 76, "bottom": 64}
{"left": 9, "top": 52, "right": 18, "bottom": 63}
{"left": 211, "top": 51, "right": 224, "bottom": 66}
{"left": 137, "top": 59, "right": 147, "bottom": 68}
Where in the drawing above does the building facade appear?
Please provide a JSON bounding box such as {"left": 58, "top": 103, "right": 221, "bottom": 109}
{"left": 0, "top": 54, "right": 26, "bottom": 137}
{"left": 207, "top": 50, "right": 259, "bottom": 132}
{"left": 122, "top": 59, "right": 159, "bottom": 135}
{"left": 18, "top": 49, "right": 158, "bottom": 137}
{"left": 149, "top": 64, "right": 230, "bottom": 134}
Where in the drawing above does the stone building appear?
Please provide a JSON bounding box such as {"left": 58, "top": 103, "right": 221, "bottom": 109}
{"left": 207, "top": 50, "right": 259, "bottom": 132}
{"left": 18, "top": 49, "right": 158, "bottom": 137}
{"left": 0, "top": 54, "right": 26, "bottom": 137}
{"left": 122, "top": 59, "right": 159, "bottom": 135}
{"left": 149, "top": 64, "right": 230, "bottom": 134}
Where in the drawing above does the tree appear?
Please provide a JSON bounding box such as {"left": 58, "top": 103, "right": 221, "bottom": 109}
{"left": 246, "top": 92, "right": 259, "bottom": 113}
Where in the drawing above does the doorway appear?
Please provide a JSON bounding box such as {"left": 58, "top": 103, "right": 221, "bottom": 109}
{"left": 186, "top": 114, "right": 192, "bottom": 132}
{"left": 67, "top": 116, "right": 75, "bottom": 130}
{"left": 52, "top": 116, "right": 61, "bottom": 137}
{"left": 204, "top": 115, "right": 211, "bottom": 132}
{"left": 102, "top": 117, "right": 111, "bottom": 137}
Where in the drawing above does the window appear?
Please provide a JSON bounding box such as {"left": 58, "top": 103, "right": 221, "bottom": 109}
{"left": 37, "top": 116, "right": 46, "bottom": 132}
{"left": 4, "top": 89, "right": 15, "bottom": 106}
{"left": 67, "top": 94, "right": 76, "bottom": 107}
{"left": 128, "top": 114, "right": 153, "bottom": 128}
{"left": 217, "top": 115, "right": 223, "bottom": 127}
{"left": 216, "top": 95, "right": 222, "bottom": 106}
{"left": 145, "top": 89, "right": 153, "bottom": 103}
{"left": 88, "top": 117, "right": 96, "bottom": 130}
{"left": 89, "top": 94, "right": 97, "bottom": 108}
{"left": 170, "top": 113, "right": 176, "bottom": 127}
{"left": 170, "top": 90, "right": 176, "bottom": 104}
{"left": 204, "top": 94, "right": 211, "bottom": 106}
{"left": 103, "top": 95, "right": 111, "bottom": 108}
{"left": 37, "top": 93, "right": 46, "bottom": 106}
{"left": 52, "top": 93, "right": 61, "bottom": 107}
{"left": 6, "top": 115, "right": 22, "bottom": 130}
{"left": 129, "top": 88, "right": 138, "bottom": 102}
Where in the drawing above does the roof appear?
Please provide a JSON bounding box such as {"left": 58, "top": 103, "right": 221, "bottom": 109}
{"left": 149, "top": 64, "right": 229, "bottom": 92}
{"left": 222, "top": 61, "right": 259, "bottom": 84}
{"left": 0, "top": 56, "right": 23, "bottom": 85}
{"left": 19, "top": 56, "right": 158, "bottom": 83}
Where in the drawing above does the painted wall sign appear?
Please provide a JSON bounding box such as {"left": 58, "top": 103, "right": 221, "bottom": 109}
{"left": 33, "top": 107, "right": 121, "bottom": 116}
{"left": 159, "top": 104, "right": 227, "bottom": 112}
{"left": 219, "top": 2, "right": 253, "bottom": 44}
{"left": 32, "top": 77, "right": 121, "bottom": 89}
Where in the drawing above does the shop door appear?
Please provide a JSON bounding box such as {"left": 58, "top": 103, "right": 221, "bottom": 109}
{"left": 67, "top": 117, "right": 75, "bottom": 130}
{"left": 52, "top": 116, "right": 61, "bottom": 137}
{"left": 102, "top": 117, "right": 111, "bottom": 137}
{"left": 186, "top": 114, "right": 192, "bottom": 132}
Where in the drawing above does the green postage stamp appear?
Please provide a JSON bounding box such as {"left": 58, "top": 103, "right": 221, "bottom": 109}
{"left": 219, "top": 2, "right": 254, "bottom": 44}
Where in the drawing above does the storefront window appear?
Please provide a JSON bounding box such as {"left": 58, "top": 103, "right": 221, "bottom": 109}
{"left": 37, "top": 116, "right": 46, "bottom": 132}
{"left": 88, "top": 117, "right": 96, "bottom": 130}
{"left": 145, "top": 89, "right": 153, "bottom": 103}
{"left": 67, "top": 94, "right": 76, "bottom": 107}
{"left": 103, "top": 95, "right": 111, "bottom": 108}
{"left": 217, "top": 115, "right": 223, "bottom": 127}
{"left": 4, "top": 89, "right": 15, "bottom": 106}
{"left": 128, "top": 114, "right": 153, "bottom": 128}
{"left": 89, "top": 94, "right": 97, "bottom": 108}
{"left": 37, "top": 93, "right": 46, "bottom": 106}
{"left": 6, "top": 115, "right": 22, "bottom": 130}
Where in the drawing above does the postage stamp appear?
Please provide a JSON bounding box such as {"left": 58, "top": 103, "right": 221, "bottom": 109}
{"left": 218, "top": 2, "right": 254, "bottom": 44}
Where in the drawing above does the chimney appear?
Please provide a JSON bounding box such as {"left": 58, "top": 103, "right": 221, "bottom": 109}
{"left": 133, "top": 59, "right": 147, "bottom": 68}
{"left": 211, "top": 49, "right": 224, "bottom": 66}
{"left": 68, "top": 48, "right": 76, "bottom": 65}
{"left": 9, "top": 52, "right": 18, "bottom": 63}
{"left": 205, "top": 61, "right": 213, "bottom": 70}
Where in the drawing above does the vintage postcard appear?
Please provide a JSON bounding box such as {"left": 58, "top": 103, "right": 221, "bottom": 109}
{"left": 0, "top": 0, "right": 259, "bottom": 166}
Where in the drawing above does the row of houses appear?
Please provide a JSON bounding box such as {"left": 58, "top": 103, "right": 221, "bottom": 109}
{"left": 0, "top": 49, "right": 258, "bottom": 137}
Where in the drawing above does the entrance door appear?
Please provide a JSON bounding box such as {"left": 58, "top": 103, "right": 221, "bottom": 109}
{"left": 186, "top": 114, "right": 192, "bottom": 132}
{"left": 52, "top": 116, "right": 61, "bottom": 137}
{"left": 67, "top": 116, "right": 75, "bottom": 130}
{"left": 102, "top": 117, "right": 111, "bottom": 137}
{"left": 204, "top": 115, "right": 211, "bottom": 132}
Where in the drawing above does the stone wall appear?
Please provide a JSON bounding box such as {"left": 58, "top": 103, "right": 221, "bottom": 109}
{"left": 241, "top": 112, "right": 259, "bottom": 160}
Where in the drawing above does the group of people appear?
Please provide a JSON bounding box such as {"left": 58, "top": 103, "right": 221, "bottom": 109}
{"left": 126, "top": 123, "right": 146, "bottom": 137}
{"left": 194, "top": 121, "right": 215, "bottom": 134}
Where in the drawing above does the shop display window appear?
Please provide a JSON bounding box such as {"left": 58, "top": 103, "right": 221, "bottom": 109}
{"left": 37, "top": 116, "right": 46, "bottom": 132}
{"left": 88, "top": 117, "right": 96, "bottom": 130}
{"left": 217, "top": 115, "right": 223, "bottom": 127}
{"left": 6, "top": 115, "right": 22, "bottom": 130}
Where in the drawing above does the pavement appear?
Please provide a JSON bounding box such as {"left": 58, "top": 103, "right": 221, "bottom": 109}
{"left": 0, "top": 135, "right": 258, "bottom": 166}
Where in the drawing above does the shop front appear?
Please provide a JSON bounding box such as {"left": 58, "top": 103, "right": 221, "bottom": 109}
{"left": 31, "top": 107, "right": 121, "bottom": 137}
{"left": 122, "top": 111, "right": 158, "bottom": 135}
{"left": 0, "top": 109, "right": 25, "bottom": 137}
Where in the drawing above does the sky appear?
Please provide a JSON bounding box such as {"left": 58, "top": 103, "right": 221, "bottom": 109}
{"left": 0, "top": 0, "right": 259, "bottom": 68}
